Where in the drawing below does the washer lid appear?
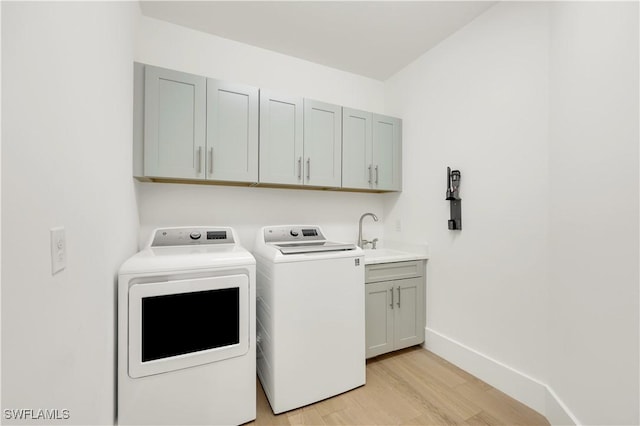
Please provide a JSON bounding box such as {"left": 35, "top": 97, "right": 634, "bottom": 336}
{"left": 272, "top": 241, "right": 356, "bottom": 255}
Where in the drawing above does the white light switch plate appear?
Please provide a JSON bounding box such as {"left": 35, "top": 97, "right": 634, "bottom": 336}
{"left": 50, "top": 227, "right": 66, "bottom": 274}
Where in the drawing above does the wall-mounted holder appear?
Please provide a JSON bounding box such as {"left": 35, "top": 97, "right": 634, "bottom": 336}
{"left": 446, "top": 167, "right": 462, "bottom": 230}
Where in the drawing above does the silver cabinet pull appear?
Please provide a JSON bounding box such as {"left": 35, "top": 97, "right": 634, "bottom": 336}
{"left": 390, "top": 288, "right": 394, "bottom": 309}
{"left": 368, "top": 165, "right": 372, "bottom": 184}
{"left": 196, "top": 146, "right": 203, "bottom": 173}
{"left": 397, "top": 286, "right": 401, "bottom": 308}
{"left": 375, "top": 165, "right": 379, "bottom": 184}
{"left": 306, "top": 158, "right": 310, "bottom": 180}
{"left": 208, "top": 148, "right": 213, "bottom": 174}
{"left": 297, "top": 157, "right": 302, "bottom": 180}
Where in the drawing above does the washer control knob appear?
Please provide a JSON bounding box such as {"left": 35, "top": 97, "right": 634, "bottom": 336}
{"left": 289, "top": 230, "right": 299, "bottom": 237}
{"left": 190, "top": 232, "right": 202, "bottom": 240}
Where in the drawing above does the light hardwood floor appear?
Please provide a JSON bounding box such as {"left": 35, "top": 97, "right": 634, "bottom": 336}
{"left": 247, "top": 347, "right": 549, "bottom": 425}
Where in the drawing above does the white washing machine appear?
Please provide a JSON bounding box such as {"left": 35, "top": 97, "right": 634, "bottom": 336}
{"left": 117, "top": 227, "right": 255, "bottom": 425}
{"left": 253, "top": 225, "right": 365, "bottom": 414}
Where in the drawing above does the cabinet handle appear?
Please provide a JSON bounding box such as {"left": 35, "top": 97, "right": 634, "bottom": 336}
{"left": 297, "top": 157, "right": 302, "bottom": 180}
{"left": 397, "top": 286, "right": 401, "bottom": 308}
{"left": 208, "top": 148, "right": 213, "bottom": 174}
{"left": 375, "top": 165, "right": 379, "bottom": 185}
{"left": 196, "top": 146, "right": 203, "bottom": 173}
{"left": 390, "top": 288, "right": 394, "bottom": 310}
{"left": 306, "top": 158, "right": 310, "bottom": 180}
{"left": 368, "top": 165, "right": 372, "bottom": 184}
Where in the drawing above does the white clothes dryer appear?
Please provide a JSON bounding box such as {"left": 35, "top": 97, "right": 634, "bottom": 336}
{"left": 117, "top": 227, "right": 255, "bottom": 425}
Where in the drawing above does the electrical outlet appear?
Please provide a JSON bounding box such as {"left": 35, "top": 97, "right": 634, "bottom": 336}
{"left": 50, "top": 227, "right": 66, "bottom": 275}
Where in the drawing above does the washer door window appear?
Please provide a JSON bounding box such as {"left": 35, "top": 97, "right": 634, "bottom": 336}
{"left": 128, "top": 274, "right": 249, "bottom": 378}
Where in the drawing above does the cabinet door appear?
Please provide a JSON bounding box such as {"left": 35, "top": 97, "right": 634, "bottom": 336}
{"left": 206, "top": 80, "right": 258, "bottom": 182}
{"left": 372, "top": 114, "right": 402, "bottom": 191}
{"left": 342, "top": 108, "right": 373, "bottom": 189}
{"left": 144, "top": 65, "right": 206, "bottom": 179}
{"left": 259, "top": 91, "right": 303, "bottom": 185}
{"left": 394, "top": 277, "right": 425, "bottom": 350}
{"left": 303, "top": 99, "right": 342, "bottom": 187}
{"left": 365, "top": 281, "right": 394, "bottom": 359}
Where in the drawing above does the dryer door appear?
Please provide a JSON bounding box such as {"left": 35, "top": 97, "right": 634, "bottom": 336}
{"left": 128, "top": 274, "right": 249, "bottom": 378}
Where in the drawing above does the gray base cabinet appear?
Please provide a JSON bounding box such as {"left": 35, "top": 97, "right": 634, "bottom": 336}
{"left": 365, "top": 260, "right": 425, "bottom": 358}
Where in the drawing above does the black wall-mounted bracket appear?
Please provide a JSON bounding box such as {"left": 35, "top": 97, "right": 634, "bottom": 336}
{"left": 446, "top": 167, "right": 462, "bottom": 230}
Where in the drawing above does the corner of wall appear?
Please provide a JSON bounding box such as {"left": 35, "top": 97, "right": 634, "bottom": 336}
{"left": 424, "top": 327, "right": 547, "bottom": 415}
{"left": 425, "top": 327, "right": 582, "bottom": 425}
{"left": 544, "top": 387, "right": 580, "bottom": 426}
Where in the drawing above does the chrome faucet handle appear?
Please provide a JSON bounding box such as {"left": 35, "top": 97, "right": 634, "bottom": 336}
{"left": 371, "top": 238, "right": 379, "bottom": 249}
{"left": 361, "top": 239, "right": 372, "bottom": 249}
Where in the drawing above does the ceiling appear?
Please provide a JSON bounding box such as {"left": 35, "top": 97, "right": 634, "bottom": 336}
{"left": 139, "top": 1, "right": 496, "bottom": 81}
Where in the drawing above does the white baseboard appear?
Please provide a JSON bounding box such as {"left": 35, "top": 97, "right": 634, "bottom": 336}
{"left": 424, "top": 327, "right": 580, "bottom": 425}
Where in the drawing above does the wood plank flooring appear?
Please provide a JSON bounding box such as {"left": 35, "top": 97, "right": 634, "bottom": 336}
{"left": 247, "top": 347, "right": 549, "bottom": 425}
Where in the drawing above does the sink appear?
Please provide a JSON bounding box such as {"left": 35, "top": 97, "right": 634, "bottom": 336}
{"left": 362, "top": 248, "right": 427, "bottom": 264}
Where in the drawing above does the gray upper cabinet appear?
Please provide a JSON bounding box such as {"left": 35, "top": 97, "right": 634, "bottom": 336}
{"left": 259, "top": 91, "right": 304, "bottom": 185}
{"left": 372, "top": 114, "right": 402, "bottom": 191}
{"left": 138, "top": 63, "right": 258, "bottom": 183}
{"left": 303, "top": 99, "right": 342, "bottom": 187}
{"left": 259, "top": 94, "right": 341, "bottom": 187}
{"left": 135, "top": 63, "right": 401, "bottom": 192}
{"left": 342, "top": 109, "right": 402, "bottom": 191}
{"left": 342, "top": 108, "right": 373, "bottom": 189}
{"left": 206, "top": 80, "right": 259, "bottom": 182}
{"left": 143, "top": 65, "right": 206, "bottom": 179}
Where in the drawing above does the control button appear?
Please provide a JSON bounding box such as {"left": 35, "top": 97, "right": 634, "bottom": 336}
{"left": 290, "top": 230, "right": 299, "bottom": 237}
{"left": 190, "top": 232, "right": 202, "bottom": 240}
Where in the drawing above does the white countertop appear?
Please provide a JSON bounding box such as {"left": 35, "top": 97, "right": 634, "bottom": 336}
{"left": 363, "top": 248, "right": 429, "bottom": 265}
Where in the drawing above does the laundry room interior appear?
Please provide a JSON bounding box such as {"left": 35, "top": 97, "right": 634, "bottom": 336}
{"left": 2, "top": 1, "right": 639, "bottom": 426}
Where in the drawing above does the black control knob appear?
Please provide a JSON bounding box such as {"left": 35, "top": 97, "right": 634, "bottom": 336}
{"left": 190, "top": 232, "right": 201, "bottom": 240}
{"left": 289, "top": 230, "right": 299, "bottom": 237}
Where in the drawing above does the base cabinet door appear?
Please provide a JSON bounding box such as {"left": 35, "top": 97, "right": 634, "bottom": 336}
{"left": 365, "top": 281, "right": 394, "bottom": 358}
{"left": 394, "top": 277, "right": 425, "bottom": 350}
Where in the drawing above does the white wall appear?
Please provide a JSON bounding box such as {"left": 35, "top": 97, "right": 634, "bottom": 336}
{"left": 384, "top": 1, "right": 550, "bottom": 411}
{"left": 1, "top": 3, "right": 140, "bottom": 424}
{"left": 384, "top": 1, "right": 640, "bottom": 423}
{"left": 135, "top": 16, "right": 386, "bottom": 248}
{"left": 548, "top": 2, "right": 639, "bottom": 425}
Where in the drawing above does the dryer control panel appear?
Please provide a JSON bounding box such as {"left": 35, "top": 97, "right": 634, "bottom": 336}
{"left": 150, "top": 227, "right": 235, "bottom": 247}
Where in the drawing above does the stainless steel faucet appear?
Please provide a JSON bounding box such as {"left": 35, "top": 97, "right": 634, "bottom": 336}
{"left": 358, "top": 212, "right": 379, "bottom": 248}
